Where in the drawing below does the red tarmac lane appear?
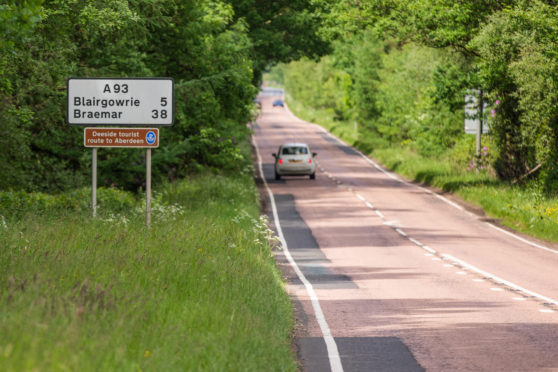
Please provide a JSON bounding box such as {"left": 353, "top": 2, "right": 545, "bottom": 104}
{"left": 253, "top": 91, "right": 558, "bottom": 371}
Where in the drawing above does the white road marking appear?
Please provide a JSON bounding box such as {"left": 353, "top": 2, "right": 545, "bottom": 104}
{"left": 384, "top": 220, "right": 402, "bottom": 227}
{"left": 346, "top": 165, "right": 558, "bottom": 311}
{"left": 303, "top": 111, "right": 558, "bottom": 257}
{"left": 282, "top": 104, "right": 558, "bottom": 325}
{"left": 444, "top": 254, "right": 558, "bottom": 306}
{"left": 395, "top": 228, "right": 407, "bottom": 237}
{"left": 409, "top": 237, "right": 424, "bottom": 247}
{"left": 252, "top": 135, "right": 344, "bottom": 372}
{"left": 539, "top": 309, "right": 555, "bottom": 313}
{"left": 487, "top": 223, "right": 558, "bottom": 255}
{"left": 422, "top": 246, "right": 437, "bottom": 254}
{"left": 491, "top": 288, "right": 504, "bottom": 292}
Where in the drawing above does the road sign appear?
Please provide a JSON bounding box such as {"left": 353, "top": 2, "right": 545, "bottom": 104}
{"left": 465, "top": 91, "right": 490, "bottom": 134}
{"left": 67, "top": 78, "right": 174, "bottom": 126}
{"left": 84, "top": 128, "right": 159, "bottom": 148}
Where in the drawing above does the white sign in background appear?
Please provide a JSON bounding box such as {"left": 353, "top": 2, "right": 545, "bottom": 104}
{"left": 465, "top": 91, "right": 491, "bottom": 134}
{"left": 67, "top": 78, "right": 174, "bottom": 126}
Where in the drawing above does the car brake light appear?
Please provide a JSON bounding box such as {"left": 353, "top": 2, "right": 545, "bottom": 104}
{"left": 278, "top": 158, "right": 283, "bottom": 165}
{"left": 308, "top": 158, "right": 312, "bottom": 164}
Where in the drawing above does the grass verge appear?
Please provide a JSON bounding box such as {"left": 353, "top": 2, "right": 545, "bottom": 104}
{"left": 0, "top": 172, "right": 296, "bottom": 371}
{"left": 283, "top": 92, "right": 558, "bottom": 244}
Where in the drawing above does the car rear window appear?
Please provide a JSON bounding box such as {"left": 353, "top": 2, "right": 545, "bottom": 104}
{"left": 282, "top": 146, "right": 308, "bottom": 155}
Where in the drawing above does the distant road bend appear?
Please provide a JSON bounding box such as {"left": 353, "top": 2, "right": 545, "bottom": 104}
{"left": 253, "top": 88, "right": 558, "bottom": 372}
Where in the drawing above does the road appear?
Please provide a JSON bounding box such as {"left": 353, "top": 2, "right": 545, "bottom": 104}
{"left": 253, "top": 89, "right": 558, "bottom": 371}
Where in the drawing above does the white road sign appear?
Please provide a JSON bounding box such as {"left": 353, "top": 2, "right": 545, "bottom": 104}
{"left": 465, "top": 91, "right": 490, "bottom": 134}
{"left": 67, "top": 78, "right": 174, "bottom": 126}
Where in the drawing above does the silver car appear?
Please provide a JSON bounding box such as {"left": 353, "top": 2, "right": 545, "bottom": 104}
{"left": 272, "top": 143, "right": 317, "bottom": 180}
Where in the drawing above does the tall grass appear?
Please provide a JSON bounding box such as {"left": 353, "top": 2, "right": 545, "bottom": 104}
{"left": 0, "top": 173, "right": 295, "bottom": 371}
{"left": 284, "top": 93, "right": 558, "bottom": 243}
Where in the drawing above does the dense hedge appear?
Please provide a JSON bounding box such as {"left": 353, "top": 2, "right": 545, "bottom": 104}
{"left": 0, "top": 0, "right": 328, "bottom": 192}
{"left": 286, "top": 0, "right": 558, "bottom": 193}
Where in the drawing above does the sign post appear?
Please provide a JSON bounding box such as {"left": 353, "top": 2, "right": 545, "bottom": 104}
{"left": 146, "top": 148, "right": 152, "bottom": 227}
{"left": 83, "top": 128, "right": 160, "bottom": 226}
{"left": 92, "top": 148, "right": 97, "bottom": 217}
{"left": 476, "top": 90, "right": 484, "bottom": 159}
{"left": 465, "top": 90, "right": 490, "bottom": 160}
{"left": 68, "top": 78, "right": 174, "bottom": 227}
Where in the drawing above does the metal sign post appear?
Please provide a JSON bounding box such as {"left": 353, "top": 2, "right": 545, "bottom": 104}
{"left": 92, "top": 148, "right": 97, "bottom": 217}
{"left": 146, "top": 148, "right": 152, "bottom": 227}
{"left": 69, "top": 77, "right": 173, "bottom": 227}
{"left": 476, "top": 90, "right": 484, "bottom": 159}
{"left": 465, "top": 90, "right": 491, "bottom": 170}
{"left": 84, "top": 128, "right": 160, "bottom": 226}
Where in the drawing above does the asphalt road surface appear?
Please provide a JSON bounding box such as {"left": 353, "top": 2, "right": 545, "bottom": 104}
{"left": 253, "top": 89, "right": 558, "bottom": 372}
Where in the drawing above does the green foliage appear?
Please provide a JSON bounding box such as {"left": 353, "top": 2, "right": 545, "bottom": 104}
{"left": 312, "top": 0, "right": 558, "bottom": 192}
{"left": 0, "top": 187, "right": 136, "bottom": 219}
{"left": 231, "top": 0, "right": 331, "bottom": 82}
{"left": 280, "top": 38, "right": 465, "bottom": 157}
{"left": 1, "top": 0, "right": 329, "bottom": 192}
{"left": 472, "top": 1, "right": 558, "bottom": 191}
{"left": 0, "top": 173, "right": 296, "bottom": 371}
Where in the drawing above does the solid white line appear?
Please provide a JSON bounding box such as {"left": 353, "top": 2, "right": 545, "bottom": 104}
{"left": 252, "top": 135, "right": 344, "bottom": 372}
{"left": 443, "top": 254, "right": 558, "bottom": 306}
{"left": 486, "top": 223, "right": 558, "bottom": 255}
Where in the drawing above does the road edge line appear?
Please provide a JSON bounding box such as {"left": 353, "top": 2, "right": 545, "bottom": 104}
{"left": 443, "top": 254, "right": 558, "bottom": 306}
{"left": 252, "top": 134, "right": 344, "bottom": 372}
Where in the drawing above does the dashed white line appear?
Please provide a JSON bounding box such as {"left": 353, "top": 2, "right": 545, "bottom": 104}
{"left": 308, "top": 123, "right": 558, "bottom": 316}
{"left": 395, "top": 228, "right": 407, "bottom": 237}
{"left": 351, "top": 185, "right": 558, "bottom": 312}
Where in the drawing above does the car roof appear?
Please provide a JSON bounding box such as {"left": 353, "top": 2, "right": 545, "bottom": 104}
{"left": 280, "top": 142, "right": 309, "bottom": 148}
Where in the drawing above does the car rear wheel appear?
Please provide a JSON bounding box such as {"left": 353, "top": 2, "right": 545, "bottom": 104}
{"left": 275, "top": 172, "right": 281, "bottom": 180}
{"left": 310, "top": 172, "right": 315, "bottom": 180}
